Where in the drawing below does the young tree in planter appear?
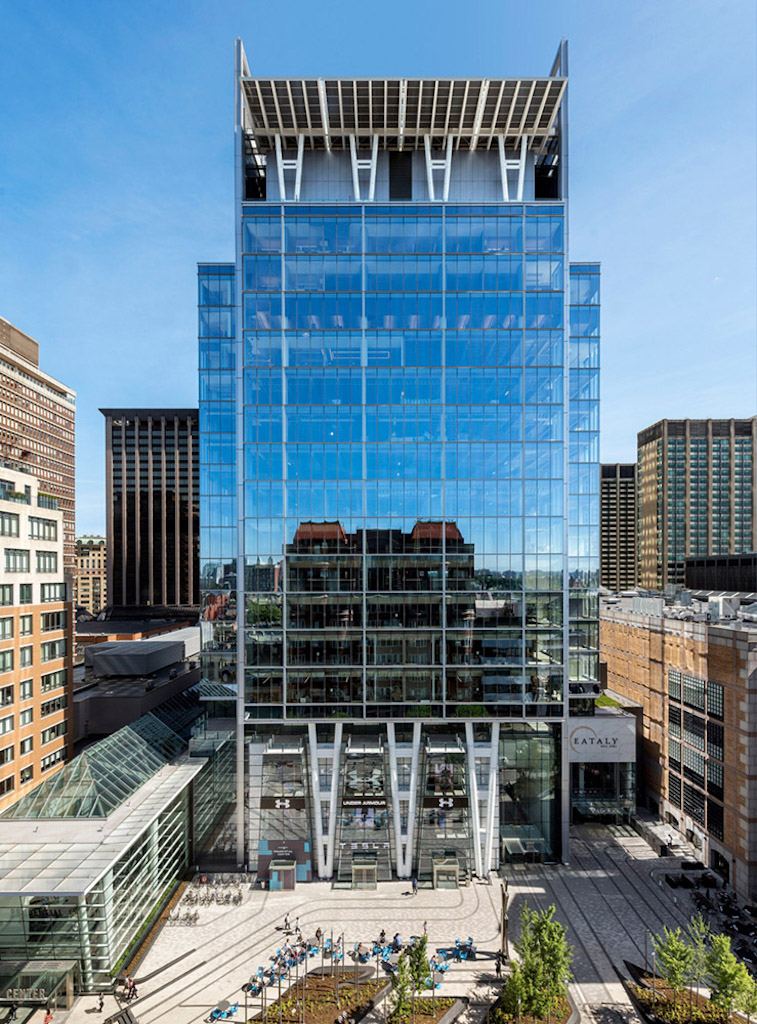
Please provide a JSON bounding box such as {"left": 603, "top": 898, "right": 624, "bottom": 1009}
{"left": 738, "top": 977, "right": 757, "bottom": 1024}
{"left": 508, "top": 904, "right": 573, "bottom": 1021}
{"left": 685, "top": 914, "right": 710, "bottom": 1003}
{"left": 408, "top": 936, "right": 429, "bottom": 1022}
{"left": 707, "top": 934, "right": 751, "bottom": 1023}
{"left": 651, "top": 926, "right": 694, "bottom": 1009}
{"left": 391, "top": 954, "right": 412, "bottom": 1023}
{"left": 533, "top": 906, "right": 573, "bottom": 1022}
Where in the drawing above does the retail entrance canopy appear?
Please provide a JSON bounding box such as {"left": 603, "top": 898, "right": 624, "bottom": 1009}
{"left": 568, "top": 714, "right": 636, "bottom": 764}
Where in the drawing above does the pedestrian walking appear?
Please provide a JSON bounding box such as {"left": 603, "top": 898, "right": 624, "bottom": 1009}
{"left": 315, "top": 926, "right": 323, "bottom": 945}
{"left": 44, "top": 1010, "right": 53, "bottom": 1024}
{"left": 128, "top": 985, "right": 138, "bottom": 1003}
{"left": 98, "top": 992, "right": 105, "bottom": 1012}
{"left": 294, "top": 916, "right": 299, "bottom": 933}
{"left": 7, "top": 1003, "right": 18, "bottom": 1022}
{"left": 423, "top": 920, "right": 428, "bottom": 937}
{"left": 495, "top": 953, "right": 502, "bottom": 979}
{"left": 284, "top": 912, "right": 290, "bottom": 931}
{"left": 412, "top": 877, "right": 418, "bottom": 896}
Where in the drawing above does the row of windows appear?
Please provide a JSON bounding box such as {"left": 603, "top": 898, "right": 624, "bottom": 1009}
{"left": 239, "top": 291, "right": 565, "bottom": 333}
{"left": 3, "top": 548, "right": 58, "bottom": 573}
{"left": 0, "top": 582, "right": 66, "bottom": 605}
{"left": 668, "top": 669, "right": 724, "bottom": 720}
{"left": 242, "top": 254, "right": 564, "bottom": 293}
{"left": 241, "top": 215, "right": 564, "bottom": 256}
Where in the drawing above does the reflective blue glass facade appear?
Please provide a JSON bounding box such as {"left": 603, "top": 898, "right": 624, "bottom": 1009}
{"left": 198, "top": 43, "right": 606, "bottom": 878}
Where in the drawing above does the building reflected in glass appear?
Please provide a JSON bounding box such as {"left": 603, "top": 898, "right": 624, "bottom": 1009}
{"left": 198, "top": 42, "right": 611, "bottom": 884}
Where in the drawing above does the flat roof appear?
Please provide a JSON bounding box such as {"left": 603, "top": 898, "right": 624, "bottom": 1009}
{"left": 0, "top": 754, "right": 206, "bottom": 896}
{"left": 241, "top": 76, "right": 566, "bottom": 153}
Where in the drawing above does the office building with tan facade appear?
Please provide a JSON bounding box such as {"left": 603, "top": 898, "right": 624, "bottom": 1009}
{"left": 601, "top": 594, "right": 757, "bottom": 900}
{"left": 0, "top": 466, "right": 73, "bottom": 812}
{"left": 638, "top": 418, "right": 757, "bottom": 590}
{"left": 73, "top": 535, "right": 107, "bottom": 615}
{"left": 0, "top": 317, "right": 76, "bottom": 571}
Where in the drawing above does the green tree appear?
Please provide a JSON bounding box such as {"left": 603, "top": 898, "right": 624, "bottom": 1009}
{"left": 652, "top": 926, "right": 694, "bottom": 1005}
{"left": 707, "top": 934, "right": 751, "bottom": 1023}
{"left": 407, "top": 936, "right": 429, "bottom": 1024}
{"left": 738, "top": 977, "right": 757, "bottom": 1024}
{"left": 506, "top": 903, "right": 573, "bottom": 1021}
{"left": 686, "top": 914, "right": 710, "bottom": 1001}
{"left": 390, "top": 953, "right": 412, "bottom": 1021}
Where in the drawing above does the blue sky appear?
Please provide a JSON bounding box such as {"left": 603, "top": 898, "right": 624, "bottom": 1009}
{"left": 1, "top": 0, "right": 755, "bottom": 534}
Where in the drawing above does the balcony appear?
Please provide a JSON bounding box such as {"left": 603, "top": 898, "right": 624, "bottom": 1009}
{"left": 37, "top": 494, "right": 59, "bottom": 510}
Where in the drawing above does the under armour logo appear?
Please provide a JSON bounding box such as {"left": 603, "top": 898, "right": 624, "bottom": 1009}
{"left": 438, "top": 798, "right": 453, "bottom": 808}
{"left": 275, "top": 798, "right": 291, "bottom": 809}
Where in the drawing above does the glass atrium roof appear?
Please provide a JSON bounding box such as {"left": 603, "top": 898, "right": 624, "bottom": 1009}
{"left": 2, "top": 715, "right": 186, "bottom": 819}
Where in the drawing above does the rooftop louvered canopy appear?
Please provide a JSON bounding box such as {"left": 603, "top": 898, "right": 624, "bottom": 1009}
{"left": 241, "top": 77, "right": 566, "bottom": 152}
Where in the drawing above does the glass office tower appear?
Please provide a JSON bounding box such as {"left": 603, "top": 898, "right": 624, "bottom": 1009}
{"left": 199, "top": 40, "right": 600, "bottom": 883}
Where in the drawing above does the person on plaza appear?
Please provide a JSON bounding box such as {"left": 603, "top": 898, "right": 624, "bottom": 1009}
{"left": 495, "top": 953, "right": 502, "bottom": 979}
{"left": 379, "top": 928, "right": 386, "bottom": 947}
{"left": 98, "top": 992, "right": 105, "bottom": 1013}
{"left": 423, "top": 920, "right": 428, "bottom": 937}
{"left": 315, "top": 926, "right": 323, "bottom": 945}
{"left": 129, "top": 985, "right": 139, "bottom": 1002}
{"left": 7, "top": 1003, "right": 18, "bottom": 1022}
{"left": 125, "top": 976, "right": 134, "bottom": 999}
{"left": 284, "top": 912, "right": 290, "bottom": 932}
{"left": 44, "top": 1009, "right": 53, "bottom": 1024}
{"left": 294, "top": 916, "right": 299, "bottom": 933}
{"left": 393, "top": 933, "right": 402, "bottom": 951}
{"left": 412, "top": 876, "right": 418, "bottom": 896}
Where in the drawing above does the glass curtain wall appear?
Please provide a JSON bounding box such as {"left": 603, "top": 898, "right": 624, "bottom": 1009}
{"left": 568, "top": 264, "right": 600, "bottom": 713}
{"left": 241, "top": 203, "right": 568, "bottom": 722}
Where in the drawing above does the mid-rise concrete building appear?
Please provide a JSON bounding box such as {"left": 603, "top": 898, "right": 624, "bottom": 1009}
{"left": 638, "top": 418, "right": 757, "bottom": 590}
{"left": 600, "top": 463, "right": 637, "bottom": 591}
{"left": 601, "top": 594, "right": 757, "bottom": 900}
{"left": 0, "top": 317, "right": 76, "bottom": 571}
{"left": 101, "top": 408, "right": 199, "bottom": 608}
{"left": 0, "top": 466, "right": 73, "bottom": 812}
{"left": 73, "top": 535, "right": 107, "bottom": 615}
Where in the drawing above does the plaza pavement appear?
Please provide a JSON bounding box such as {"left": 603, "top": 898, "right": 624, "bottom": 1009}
{"left": 57, "top": 824, "right": 697, "bottom": 1024}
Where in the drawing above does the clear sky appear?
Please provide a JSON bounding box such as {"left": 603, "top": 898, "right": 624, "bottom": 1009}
{"left": 1, "top": 0, "right": 755, "bottom": 534}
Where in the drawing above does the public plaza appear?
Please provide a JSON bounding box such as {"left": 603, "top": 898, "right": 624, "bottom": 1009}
{"left": 52, "top": 824, "right": 698, "bottom": 1024}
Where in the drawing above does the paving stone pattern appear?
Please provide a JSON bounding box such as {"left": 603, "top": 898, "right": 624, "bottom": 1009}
{"left": 58, "top": 825, "right": 695, "bottom": 1024}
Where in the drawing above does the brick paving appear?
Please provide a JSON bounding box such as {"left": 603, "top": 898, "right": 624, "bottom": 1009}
{"left": 57, "top": 824, "right": 694, "bottom": 1024}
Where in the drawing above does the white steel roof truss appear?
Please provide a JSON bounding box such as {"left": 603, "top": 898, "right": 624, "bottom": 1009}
{"left": 349, "top": 134, "right": 379, "bottom": 201}
{"left": 424, "top": 134, "right": 454, "bottom": 202}
{"left": 275, "top": 134, "right": 304, "bottom": 201}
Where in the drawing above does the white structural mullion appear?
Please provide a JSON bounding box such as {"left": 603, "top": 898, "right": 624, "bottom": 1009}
{"left": 464, "top": 723, "right": 483, "bottom": 878}
{"left": 424, "top": 136, "right": 435, "bottom": 201}
{"left": 516, "top": 135, "right": 528, "bottom": 201}
{"left": 403, "top": 723, "right": 422, "bottom": 876}
{"left": 386, "top": 724, "right": 405, "bottom": 876}
{"left": 307, "top": 723, "right": 327, "bottom": 878}
{"left": 349, "top": 135, "right": 361, "bottom": 201}
{"left": 293, "top": 134, "right": 304, "bottom": 201}
{"left": 368, "top": 134, "right": 379, "bottom": 201}
{"left": 323, "top": 723, "right": 343, "bottom": 877}
{"left": 442, "top": 134, "right": 453, "bottom": 201}
{"left": 275, "top": 135, "right": 286, "bottom": 201}
{"left": 483, "top": 723, "right": 500, "bottom": 873}
{"left": 497, "top": 136, "right": 510, "bottom": 201}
